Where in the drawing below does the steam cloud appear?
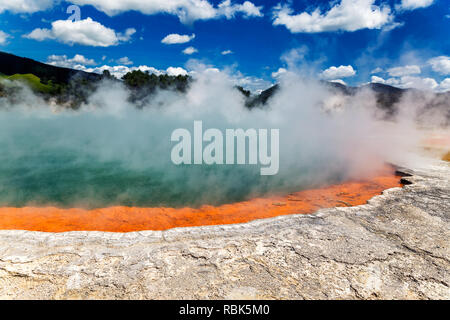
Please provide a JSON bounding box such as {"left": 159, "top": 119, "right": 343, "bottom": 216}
{"left": 0, "top": 67, "right": 440, "bottom": 208}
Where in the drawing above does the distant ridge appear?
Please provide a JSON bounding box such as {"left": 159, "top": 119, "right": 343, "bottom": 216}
{"left": 0, "top": 51, "right": 447, "bottom": 123}
{"left": 0, "top": 51, "right": 101, "bottom": 84}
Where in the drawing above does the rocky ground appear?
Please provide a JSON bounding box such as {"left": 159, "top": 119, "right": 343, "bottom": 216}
{"left": 0, "top": 159, "right": 448, "bottom": 300}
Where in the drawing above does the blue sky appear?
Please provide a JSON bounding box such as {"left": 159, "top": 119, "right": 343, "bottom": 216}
{"left": 0, "top": 0, "right": 449, "bottom": 91}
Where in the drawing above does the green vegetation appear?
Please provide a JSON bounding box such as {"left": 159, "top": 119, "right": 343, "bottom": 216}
{"left": 0, "top": 70, "right": 261, "bottom": 109}
{"left": 121, "top": 70, "right": 191, "bottom": 106}
{"left": 122, "top": 70, "right": 190, "bottom": 91}
{"left": 0, "top": 73, "right": 56, "bottom": 94}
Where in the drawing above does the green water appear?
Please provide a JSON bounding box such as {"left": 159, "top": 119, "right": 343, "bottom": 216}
{"left": 0, "top": 141, "right": 338, "bottom": 209}
{"left": 0, "top": 110, "right": 346, "bottom": 209}
{"left": 0, "top": 154, "right": 316, "bottom": 209}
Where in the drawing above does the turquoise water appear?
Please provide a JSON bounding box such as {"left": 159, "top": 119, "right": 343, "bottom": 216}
{"left": 0, "top": 108, "right": 347, "bottom": 209}
{"left": 0, "top": 147, "right": 327, "bottom": 208}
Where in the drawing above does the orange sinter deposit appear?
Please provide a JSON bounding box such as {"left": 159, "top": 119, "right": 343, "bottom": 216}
{"left": 0, "top": 165, "right": 403, "bottom": 233}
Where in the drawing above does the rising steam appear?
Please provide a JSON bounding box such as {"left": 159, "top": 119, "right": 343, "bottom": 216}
{"left": 0, "top": 67, "right": 441, "bottom": 208}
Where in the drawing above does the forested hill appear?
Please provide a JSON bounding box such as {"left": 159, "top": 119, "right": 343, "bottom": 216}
{"left": 0, "top": 51, "right": 191, "bottom": 108}
{"left": 0, "top": 51, "right": 101, "bottom": 84}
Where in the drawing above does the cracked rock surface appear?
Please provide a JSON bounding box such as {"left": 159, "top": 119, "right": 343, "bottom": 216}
{"left": 0, "top": 160, "right": 449, "bottom": 299}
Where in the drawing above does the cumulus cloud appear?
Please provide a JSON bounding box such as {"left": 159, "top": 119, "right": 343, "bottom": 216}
{"left": 0, "top": 30, "right": 10, "bottom": 45}
{"left": 221, "top": 50, "right": 233, "bottom": 55}
{"left": 395, "top": 76, "right": 438, "bottom": 90}
{"left": 0, "top": 0, "right": 53, "bottom": 13}
{"left": 371, "top": 75, "right": 438, "bottom": 91}
{"left": 273, "top": 0, "right": 394, "bottom": 33}
{"left": 24, "top": 18, "right": 134, "bottom": 47}
{"left": 68, "top": 0, "right": 263, "bottom": 23}
{"left": 427, "top": 56, "right": 450, "bottom": 75}
{"left": 116, "top": 56, "right": 133, "bottom": 65}
{"left": 161, "top": 33, "right": 195, "bottom": 44}
{"left": 81, "top": 65, "right": 140, "bottom": 79}
{"left": 182, "top": 46, "right": 198, "bottom": 55}
{"left": 47, "top": 54, "right": 97, "bottom": 68}
{"left": 387, "top": 65, "right": 421, "bottom": 77}
{"left": 217, "top": 0, "right": 263, "bottom": 19}
{"left": 78, "top": 64, "right": 188, "bottom": 79}
{"left": 166, "top": 66, "right": 189, "bottom": 76}
{"left": 271, "top": 67, "right": 287, "bottom": 79}
{"left": 396, "top": 0, "right": 434, "bottom": 11}
{"left": 437, "top": 78, "right": 450, "bottom": 92}
{"left": 45, "top": 53, "right": 187, "bottom": 79}
{"left": 371, "top": 75, "right": 386, "bottom": 84}
{"left": 320, "top": 65, "right": 356, "bottom": 79}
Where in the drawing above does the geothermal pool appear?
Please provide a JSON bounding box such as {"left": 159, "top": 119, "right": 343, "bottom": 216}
{"left": 0, "top": 165, "right": 402, "bottom": 232}
{"left": 0, "top": 77, "right": 411, "bottom": 232}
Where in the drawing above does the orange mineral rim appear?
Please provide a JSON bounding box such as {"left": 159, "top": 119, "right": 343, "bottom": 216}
{"left": 0, "top": 165, "right": 403, "bottom": 233}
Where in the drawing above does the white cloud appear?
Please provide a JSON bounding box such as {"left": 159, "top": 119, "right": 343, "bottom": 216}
{"left": 166, "top": 67, "right": 188, "bottom": 76}
{"left": 371, "top": 75, "right": 438, "bottom": 91}
{"left": 218, "top": 0, "right": 263, "bottom": 19}
{"left": 79, "top": 64, "right": 188, "bottom": 79}
{"left": 71, "top": 54, "right": 97, "bottom": 65}
{"left": 370, "top": 67, "right": 383, "bottom": 74}
{"left": 68, "top": 0, "right": 263, "bottom": 23}
{"left": 427, "top": 56, "right": 450, "bottom": 75}
{"left": 399, "top": 76, "right": 437, "bottom": 90}
{"left": 117, "top": 28, "right": 136, "bottom": 42}
{"left": 321, "top": 65, "right": 356, "bottom": 79}
{"left": 0, "top": 30, "right": 10, "bottom": 45}
{"left": 83, "top": 60, "right": 269, "bottom": 91}
{"left": 396, "top": 0, "right": 434, "bottom": 11}
{"left": 0, "top": 0, "right": 53, "bottom": 14}
{"left": 371, "top": 75, "right": 386, "bottom": 83}
{"left": 161, "top": 33, "right": 195, "bottom": 45}
{"left": 271, "top": 67, "right": 287, "bottom": 79}
{"left": 116, "top": 56, "right": 133, "bottom": 65}
{"left": 182, "top": 46, "right": 198, "bottom": 55}
{"left": 273, "top": 0, "right": 394, "bottom": 33}
{"left": 387, "top": 65, "right": 421, "bottom": 77}
{"left": 329, "top": 79, "right": 347, "bottom": 85}
{"left": 83, "top": 65, "right": 140, "bottom": 78}
{"left": 47, "top": 54, "right": 97, "bottom": 68}
{"left": 24, "top": 18, "right": 134, "bottom": 47}
{"left": 437, "top": 78, "right": 450, "bottom": 92}
{"left": 25, "top": 28, "right": 53, "bottom": 41}
{"left": 221, "top": 50, "right": 233, "bottom": 55}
